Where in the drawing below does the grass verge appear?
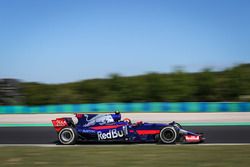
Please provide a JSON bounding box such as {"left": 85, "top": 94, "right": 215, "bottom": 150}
{"left": 0, "top": 145, "right": 250, "bottom": 167}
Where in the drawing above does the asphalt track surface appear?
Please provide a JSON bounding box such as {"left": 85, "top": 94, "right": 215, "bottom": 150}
{"left": 0, "top": 126, "right": 249, "bottom": 144}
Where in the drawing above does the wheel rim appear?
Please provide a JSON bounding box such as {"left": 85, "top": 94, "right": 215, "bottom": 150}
{"left": 59, "top": 128, "right": 75, "bottom": 144}
{"left": 162, "top": 129, "right": 175, "bottom": 141}
{"left": 61, "top": 131, "right": 73, "bottom": 142}
{"left": 160, "top": 127, "right": 177, "bottom": 143}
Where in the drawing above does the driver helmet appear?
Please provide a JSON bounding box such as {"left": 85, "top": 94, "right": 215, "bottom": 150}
{"left": 123, "top": 118, "right": 131, "bottom": 124}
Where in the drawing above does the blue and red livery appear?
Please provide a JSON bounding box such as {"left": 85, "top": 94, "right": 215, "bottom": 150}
{"left": 52, "top": 112, "right": 205, "bottom": 145}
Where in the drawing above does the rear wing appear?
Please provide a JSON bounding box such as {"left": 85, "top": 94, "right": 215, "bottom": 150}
{"left": 52, "top": 118, "right": 74, "bottom": 132}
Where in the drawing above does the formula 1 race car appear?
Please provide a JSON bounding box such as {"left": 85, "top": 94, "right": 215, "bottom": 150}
{"left": 52, "top": 112, "right": 205, "bottom": 145}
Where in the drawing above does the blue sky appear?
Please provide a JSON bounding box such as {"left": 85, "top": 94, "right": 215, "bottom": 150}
{"left": 0, "top": 0, "right": 249, "bottom": 83}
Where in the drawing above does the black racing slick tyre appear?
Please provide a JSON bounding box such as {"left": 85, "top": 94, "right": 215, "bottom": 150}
{"left": 159, "top": 126, "right": 178, "bottom": 144}
{"left": 58, "top": 127, "right": 78, "bottom": 145}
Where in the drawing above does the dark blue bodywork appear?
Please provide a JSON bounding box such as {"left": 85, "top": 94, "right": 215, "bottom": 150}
{"left": 52, "top": 112, "right": 204, "bottom": 144}
{"left": 52, "top": 112, "right": 205, "bottom": 144}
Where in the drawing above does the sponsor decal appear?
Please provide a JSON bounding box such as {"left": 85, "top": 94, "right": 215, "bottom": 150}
{"left": 185, "top": 135, "right": 200, "bottom": 142}
{"left": 81, "top": 129, "right": 96, "bottom": 133}
{"left": 84, "top": 114, "right": 114, "bottom": 127}
{"left": 55, "top": 119, "right": 67, "bottom": 127}
{"left": 97, "top": 129, "right": 124, "bottom": 140}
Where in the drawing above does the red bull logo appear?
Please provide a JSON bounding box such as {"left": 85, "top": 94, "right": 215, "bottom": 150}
{"left": 97, "top": 129, "right": 124, "bottom": 140}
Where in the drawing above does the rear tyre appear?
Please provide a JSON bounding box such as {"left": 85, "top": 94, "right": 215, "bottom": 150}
{"left": 159, "top": 126, "right": 177, "bottom": 144}
{"left": 58, "top": 127, "right": 78, "bottom": 145}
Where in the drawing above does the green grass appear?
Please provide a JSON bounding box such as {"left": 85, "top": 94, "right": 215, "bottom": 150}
{"left": 0, "top": 145, "right": 250, "bottom": 167}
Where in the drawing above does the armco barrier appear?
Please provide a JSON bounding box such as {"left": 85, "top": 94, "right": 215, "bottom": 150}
{"left": 0, "top": 102, "right": 249, "bottom": 114}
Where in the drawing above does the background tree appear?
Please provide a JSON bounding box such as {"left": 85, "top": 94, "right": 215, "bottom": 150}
{"left": 12, "top": 63, "right": 250, "bottom": 105}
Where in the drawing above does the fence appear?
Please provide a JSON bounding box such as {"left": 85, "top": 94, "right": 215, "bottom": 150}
{"left": 0, "top": 102, "right": 249, "bottom": 114}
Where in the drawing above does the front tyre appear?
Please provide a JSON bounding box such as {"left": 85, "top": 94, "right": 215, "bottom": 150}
{"left": 58, "top": 127, "right": 78, "bottom": 145}
{"left": 159, "top": 126, "right": 177, "bottom": 144}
